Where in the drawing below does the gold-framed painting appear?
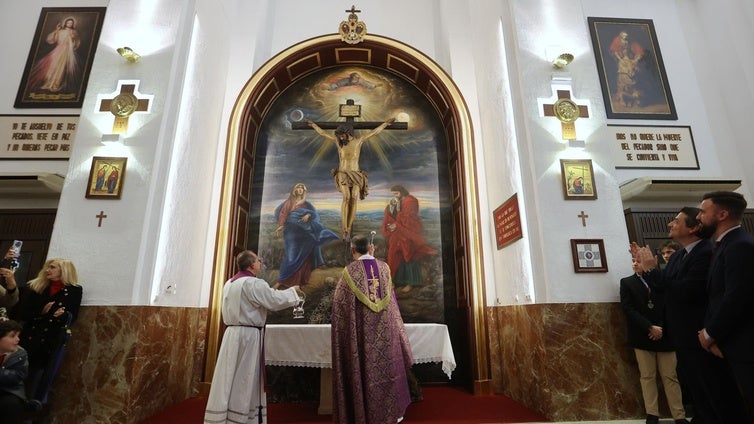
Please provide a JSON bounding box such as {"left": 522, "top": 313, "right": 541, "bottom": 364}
{"left": 15, "top": 7, "right": 107, "bottom": 109}
{"left": 85, "top": 156, "right": 126, "bottom": 199}
{"left": 587, "top": 17, "right": 677, "bottom": 120}
{"left": 560, "top": 159, "right": 597, "bottom": 200}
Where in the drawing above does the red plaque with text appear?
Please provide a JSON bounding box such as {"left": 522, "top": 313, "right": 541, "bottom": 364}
{"left": 494, "top": 194, "right": 523, "bottom": 249}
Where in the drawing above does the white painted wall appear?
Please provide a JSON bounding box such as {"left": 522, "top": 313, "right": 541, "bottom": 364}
{"left": 1, "top": 0, "right": 752, "bottom": 309}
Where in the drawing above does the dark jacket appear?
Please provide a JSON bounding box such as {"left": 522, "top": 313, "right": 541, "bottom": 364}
{"left": 0, "top": 346, "right": 28, "bottom": 400}
{"left": 705, "top": 227, "right": 754, "bottom": 362}
{"left": 13, "top": 283, "right": 81, "bottom": 368}
{"left": 644, "top": 239, "right": 712, "bottom": 349}
{"left": 620, "top": 273, "right": 673, "bottom": 351}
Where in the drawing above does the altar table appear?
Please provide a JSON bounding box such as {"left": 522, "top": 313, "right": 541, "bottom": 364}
{"left": 265, "top": 323, "right": 456, "bottom": 414}
{"left": 265, "top": 323, "right": 456, "bottom": 377}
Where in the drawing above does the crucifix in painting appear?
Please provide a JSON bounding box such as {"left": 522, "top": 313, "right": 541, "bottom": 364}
{"left": 293, "top": 99, "right": 406, "bottom": 241}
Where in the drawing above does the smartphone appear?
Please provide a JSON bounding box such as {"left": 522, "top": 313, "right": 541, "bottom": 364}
{"left": 1, "top": 240, "right": 22, "bottom": 272}
{"left": 11, "top": 240, "right": 22, "bottom": 258}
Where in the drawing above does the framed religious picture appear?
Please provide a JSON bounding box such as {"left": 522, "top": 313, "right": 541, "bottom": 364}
{"left": 86, "top": 156, "right": 126, "bottom": 199}
{"left": 560, "top": 159, "right": 597, "bottom": 200}
{"left": 571, "top": 239, "right": 608, "bottom": 273}
{"left": 15, "top": 7, "right": 107, "bottom": 109}
{"left": 587, "top": 17, "right": 677, "bottom": 120}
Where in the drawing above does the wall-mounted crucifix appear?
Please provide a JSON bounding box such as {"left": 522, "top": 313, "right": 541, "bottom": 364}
{"left": 292, "top": 99, "right": 406, "bottom": 240}
{"left": 96, "top": 210, "right": 108, "bottom": 227}
{"left": 97, "top": 80, "right": 153, "bottom": 134}
{"left": 578, "top": 210, "right": 589, "bottom": 227}
{"left": 542, "top": 89, "right": 589, "bottom": 140}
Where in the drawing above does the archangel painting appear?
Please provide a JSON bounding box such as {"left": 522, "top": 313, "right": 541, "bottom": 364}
{"left": 247, "top": 66, "right": 454, "bottom": 324}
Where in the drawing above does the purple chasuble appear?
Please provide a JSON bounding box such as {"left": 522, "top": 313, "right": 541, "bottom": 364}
{"left": 331, "top": 258, "right": 413, "bottom": 424}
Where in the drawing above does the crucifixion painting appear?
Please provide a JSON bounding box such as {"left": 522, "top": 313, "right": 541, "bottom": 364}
{"left": 293, "top": 99, "right": 406, "bottom": 241}
{"left": 251, "top": 66, "right": 449, "bottom": 324}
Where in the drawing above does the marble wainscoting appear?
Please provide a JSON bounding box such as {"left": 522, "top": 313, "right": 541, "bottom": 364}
{"left": 42, "top": 305, "right": 208, "bottom": 424}
{"left": 487, "top": 303, "right": 643, "bottom": 422}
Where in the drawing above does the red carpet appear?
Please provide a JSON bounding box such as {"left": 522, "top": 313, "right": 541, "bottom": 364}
{"left": 141, "top": 386, "right": 550, "bottom": 423}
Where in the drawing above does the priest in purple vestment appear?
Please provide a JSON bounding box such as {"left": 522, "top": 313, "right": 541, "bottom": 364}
{"left": 331, "top": 234, "right": 414, "bottom": 424}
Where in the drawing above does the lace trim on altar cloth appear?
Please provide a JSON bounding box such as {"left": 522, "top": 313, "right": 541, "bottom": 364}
{"left": 266, "top": 357, "right": 455, "bottom": 379}
{"left": 265, "top": 360, "right": 331, "bottom": 368}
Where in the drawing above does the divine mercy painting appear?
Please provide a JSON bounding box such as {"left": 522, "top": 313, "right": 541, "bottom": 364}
{"left": 15, "top": 7, "right": 106, "bottom": 108}
{"left": 247, "top": 66, "right": 454, "bottom": 324}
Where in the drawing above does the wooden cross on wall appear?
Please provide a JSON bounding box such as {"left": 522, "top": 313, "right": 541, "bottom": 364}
{"left": 578, "top": 210, "right": 589, "bottom": 227}
{"left": 291, "top": 99, "right": 407, "bottom": 132}
{"left": 542, "top": 90, "right": 589, "bottom": 140}
{"left": 96, "top": 210, "right": 107, "bottom": 227}
{"left": 97, "top": 81, "right": 153, "bottom": 134}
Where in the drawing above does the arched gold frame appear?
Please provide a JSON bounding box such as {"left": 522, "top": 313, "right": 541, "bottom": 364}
{"left": 203, "top": 34, "right": 491, "bottom": 394}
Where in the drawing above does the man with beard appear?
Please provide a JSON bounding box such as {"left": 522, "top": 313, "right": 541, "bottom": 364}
{"left": 381, "top": 185, "right": 437, "bottom": 293}
{"left": 635, "top": 207, "right": 749, "bottom": 423}
{"left": 696, "top": 191, "right": 754, "bottom": 422}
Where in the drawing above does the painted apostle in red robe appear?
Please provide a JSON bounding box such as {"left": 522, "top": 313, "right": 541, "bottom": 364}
{"left": 381, "top": 185, "right": 437, "bottom": 293}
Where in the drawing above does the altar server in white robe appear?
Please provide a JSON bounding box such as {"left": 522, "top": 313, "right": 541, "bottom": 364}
{"left": 204, "top": 250, "right": 301, "bottom": 424}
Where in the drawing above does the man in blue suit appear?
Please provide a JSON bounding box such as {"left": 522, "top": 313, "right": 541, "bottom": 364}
{"left": 696, "top": 191, "right": 754, "bottom": 422}
{"left": 637, "top": 207, "right": 748, "bottom": 423}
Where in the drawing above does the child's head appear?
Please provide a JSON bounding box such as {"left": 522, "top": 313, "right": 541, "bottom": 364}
{"left": 0, "top": 319, "right": 22, "bottom": 354}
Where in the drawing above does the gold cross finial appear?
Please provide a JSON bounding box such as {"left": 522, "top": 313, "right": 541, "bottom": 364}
{"left": 339, "top": 5, "right": 367, "bottom": 44}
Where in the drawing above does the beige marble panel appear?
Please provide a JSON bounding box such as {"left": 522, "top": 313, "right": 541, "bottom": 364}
{"left": 488, "top": 303, "right": 644, "bottom": 422}
{"left": 31, "top": 302, "right": 649, "bottom": 423}
{"left": 41, "top": 306, "right": 207, "bottom": 424}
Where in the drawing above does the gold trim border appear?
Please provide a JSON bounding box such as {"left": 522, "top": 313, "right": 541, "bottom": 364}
{"left": 205, "top": 34, "right": 489, "bottom": 391}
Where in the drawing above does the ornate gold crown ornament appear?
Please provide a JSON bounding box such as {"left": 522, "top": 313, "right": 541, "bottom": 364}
{"left": 339, "top": 5, "right": 367, "bottom": 44}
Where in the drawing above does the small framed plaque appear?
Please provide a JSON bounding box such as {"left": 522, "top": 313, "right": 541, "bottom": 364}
{"left": 571, "top": 239, "right": 608, "bottom": 273}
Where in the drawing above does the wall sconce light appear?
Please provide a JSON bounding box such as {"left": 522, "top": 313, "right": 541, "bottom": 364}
{"left": 101, "top": 133, "right": 122, "bottom": 146}
{"left": 117, "top": 47, "right": 141, "bottom": 63}
{"left": 552, "top": 53, "right": 574, "bottom": 69}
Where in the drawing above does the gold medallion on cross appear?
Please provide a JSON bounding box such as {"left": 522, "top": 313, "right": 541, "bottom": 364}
{"left": 543, "top": 90, "right": 589, "bottom": 140}
{"left": 97, "top": 81, "right": 153, "bottom": 134}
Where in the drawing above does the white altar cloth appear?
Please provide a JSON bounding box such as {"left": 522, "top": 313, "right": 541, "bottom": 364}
{"left": 265, "top": 323, "right": 456, "bottom": 379}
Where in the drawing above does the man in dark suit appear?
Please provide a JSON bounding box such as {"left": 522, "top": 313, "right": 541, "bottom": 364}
{"left": 696, "top": 191, "right": 754, "bottom": 422}
{"left": 637, "top": 207, "right": 748, "bottom": 423}
{"left": 620, "top": 254, "right": 688, "bottom": 424}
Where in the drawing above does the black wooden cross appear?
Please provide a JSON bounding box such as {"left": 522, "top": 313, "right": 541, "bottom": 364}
{"left": 291, "top": 99, "right": 407, "bottom": 132}
{"left": 96, "top": 210, "right": 108, "bottom": 227}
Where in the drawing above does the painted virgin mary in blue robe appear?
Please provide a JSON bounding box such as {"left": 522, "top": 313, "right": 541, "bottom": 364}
{"left": 274, "top": 183, "right": 339, "bottom": 287}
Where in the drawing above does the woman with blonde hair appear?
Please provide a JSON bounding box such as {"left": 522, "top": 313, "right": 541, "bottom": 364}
{"left": 14, "top": 258, "right": 82, "bottom": 370}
